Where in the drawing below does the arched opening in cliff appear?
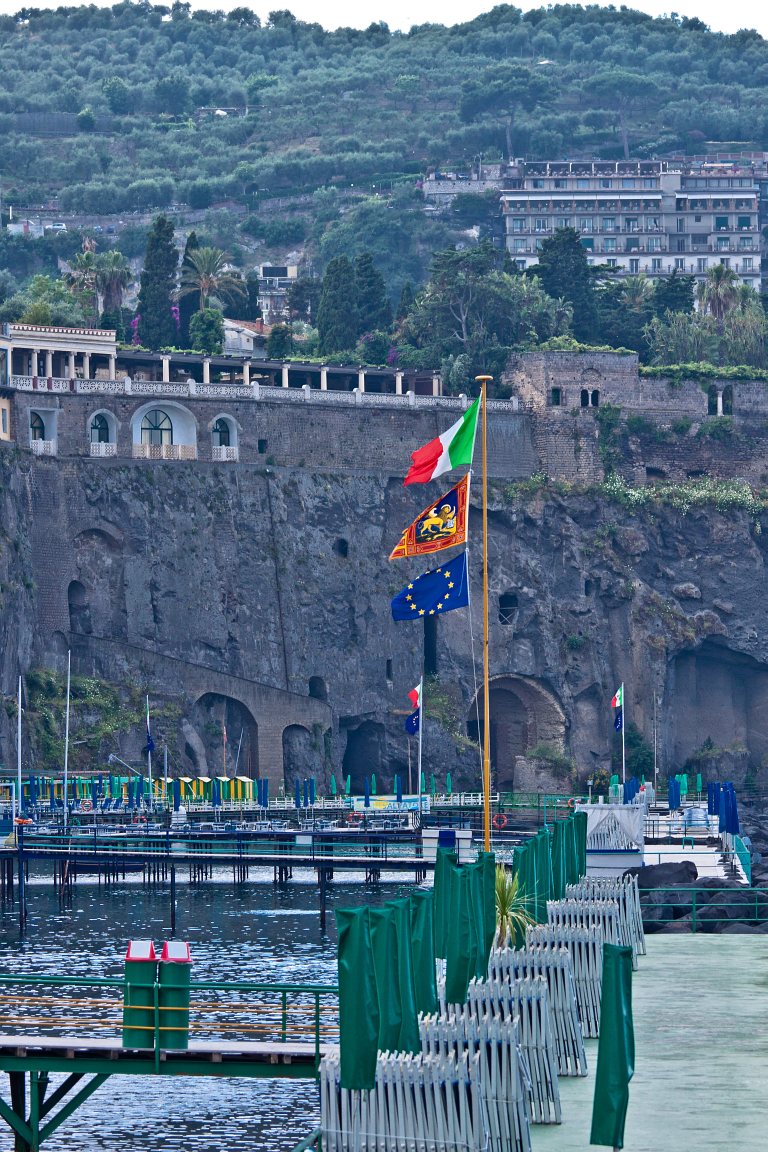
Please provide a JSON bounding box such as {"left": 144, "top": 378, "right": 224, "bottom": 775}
{"left": 467, "top": 676, "right": 566, "bottom": 789}
{"left": 68, "top": 580, "right": 92, "bottom": 635}
{"left": 283, "top": 723, "right": 325, "bottom": 791}
{"left": 308, "top": 676, "right": 328, "bottom": 702}
{"left": 667, "top": 640, "right": 768, "bottom": 771}
{"left": 190, "top": 693, "right": 258, "bottom": 778}
{"left": 341, "top": 719, "right": 386, "bottom": 793}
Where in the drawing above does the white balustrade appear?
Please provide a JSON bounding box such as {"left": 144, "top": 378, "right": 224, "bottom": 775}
{"left": 30, "top": 439, "right": 56, "bottom": 456}
{"left": 211, "top": 445, "right": 239, "bottom": 462}
{"left": 77, "top": 379, "right": 125, "bottom": 394}
{"left": 132, "top": 443, "right": 197, "bottom": 460}
{"left": 89, "top": 441, "right": 117, "bottom": 457}
{"left": 10, "top": 376, "right": 34, "bottom": 390}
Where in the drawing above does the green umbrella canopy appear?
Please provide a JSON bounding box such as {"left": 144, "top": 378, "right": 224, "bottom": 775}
{"left": 446, "top": 772, "right": 452, "bottom": 795}
{"left": 371, "top": 774, "right": 377, "bottom": 795}
{"left": 345, "top": 775, "right": 351, "bottom": 795}
{"left": 330, "top": 774, "right": 337, "bottom": 796}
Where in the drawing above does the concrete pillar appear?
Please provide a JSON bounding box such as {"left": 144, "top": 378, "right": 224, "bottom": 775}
{"left": 242, "top": 361, "right": 250, "bottom": 388}
{"left": 358, "top": 369, "right": 366, "bottom": 392}
{"left": 395, "top": 371, "right": 404, "bottom": 395}
{"left": 68, "top": 352, "right": 76, "bottom": 379}
{"left": 82, "top": 353, "right": 90, "bottom": 380}
{"left": 432, "top": 373, "right": 440, "bottom": 397}
{"left": 32, "top": 349, "right": 40, "bottom": 377}
{"left": 44, "top": 350, "right": 53, "bottom": 379}
{"left": 320, "top": 367, "right": 328, "bottom": 391}
{"left": 716, "top": 389, "right": 723, "bottom": 416}
{"left": 282, "top": 363, "right": 290, "bottom": 389}
{"left": 108, "top": 355, "right": 116, "bottom": 380}
{"left": 161, "top": 356, "right": 170, "bottom": 383}
{"left": 257, "top": 725, "right": 287, "bottom": 792}
{"left": 202, "top": 359, "right": 210, "bottom": 385}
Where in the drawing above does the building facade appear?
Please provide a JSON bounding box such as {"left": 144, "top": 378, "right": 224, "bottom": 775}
{"left": 501, "top": 159, "right": 764, "bottom": 290}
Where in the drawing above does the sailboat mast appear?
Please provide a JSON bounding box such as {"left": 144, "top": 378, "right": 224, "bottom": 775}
{"left": 476, "top": 376, "right": 493, "bottom": 852}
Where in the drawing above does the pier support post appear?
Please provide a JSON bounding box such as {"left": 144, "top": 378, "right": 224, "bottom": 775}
{"left": 170, "top": 864, "right": 177, "bottom": 934}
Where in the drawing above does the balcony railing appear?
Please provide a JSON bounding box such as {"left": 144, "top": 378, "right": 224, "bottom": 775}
{"left": 89, "top": 441, "right": 117, "bottom": 457}
{"left": 30, "top": 439, "right": 56, "bottom": 456}
{"left": 132, "top": 443, "right": 197, "bottom": 461}
{"left": 211, "top": 445, "right": 239, "bottom": 462}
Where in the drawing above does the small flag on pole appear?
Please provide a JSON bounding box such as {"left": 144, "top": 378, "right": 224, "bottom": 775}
{"left": 389, "top": 475, "right": 469, "bottom": 560}
{"left": 145, "top": 699, "right": 155, "bottom": 755}
{"left": 404, "top": 397, "right": 479, "bottom": 486}
{"left": 405, "top": 682, "right": 422, "bottom": 734}
{"left": 611, "top": 685, "right": 623, "bottom": 709}
{"left": 614, "top": 709, "right": 623, "bottom": 732}
{"left": 391, "top": 553, "right": 469, "bottom": 621}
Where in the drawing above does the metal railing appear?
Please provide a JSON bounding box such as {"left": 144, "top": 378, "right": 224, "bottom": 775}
{"left": 640, "top": 886, "right": 766, "bottom": 932}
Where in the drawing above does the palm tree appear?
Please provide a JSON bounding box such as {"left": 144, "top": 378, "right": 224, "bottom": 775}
{"left": 620, "top": 274, "right": 653, "bottom": 313}
{"left": 495, "top": 865, "right": 533, "bottom": 948}
{"left": 696, "top": 264, "right": 740, "bottom": 327}
{"left": 66, "top": 249, "right": 99, "bottom": 326}
{"left": 95, "top": 251, "right": 133, "bottom": 317}
{"left": 178, "top": 247, "right": 246, "bottom": 311}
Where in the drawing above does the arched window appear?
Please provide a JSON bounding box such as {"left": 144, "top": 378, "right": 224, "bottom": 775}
{"left": 212, "top": 418, "right": 231, "bottom": 448}
{"left": 722, "top": 384, "right": 733, "bottom": 416}
{"left": 707, "top": 384, "right": 718, "bottom": 416}
{"left": 141, "top": 409, "right": 173, "bottom": 446}
{"left": 580, "top": 389, "right": 589, "bottom": 408}
{"left": 590, "top": 389, "right": 600, "bottom": 407}
{"left": 90, "top": 414, "right": 110, "bottom": 444}
{"left": 30, "top": 412, "right": 45, "bottom": 441}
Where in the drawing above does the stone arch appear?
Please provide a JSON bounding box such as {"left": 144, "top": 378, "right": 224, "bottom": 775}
{"left": 467, "top": 675, "right": 567, "bottom": 788}
{"left": 129, "top": 401, "right": 198, "bottom": 448}
{"left": 342, "top": 719, "right": 386, "bottom": 793}
{"left": 207, "top": 412, "right": 240, "bottom": 449}
{"left": 87, "top": 409, "right": 118, "bottom": 444}
{"left": 722, "top": 384, "right": 733, "bottom": 416}
{"left": 707, "top": 384, "right": 718, "bottom": 416}
{"left": 308, "top": 676, "right": 328, "bottom": 701}
{"left": 68, "top": 579, "right": 92, "bottom": 634}
{"left": 282, "top": 723, "right": 324, "bottom": 790}
{"left": 191, "top": 692, "right": 259, "bottom": 778}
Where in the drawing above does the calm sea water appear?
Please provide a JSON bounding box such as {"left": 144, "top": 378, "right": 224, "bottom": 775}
{"left": 0, "top": 868, "right": 412, "bottom": 1152}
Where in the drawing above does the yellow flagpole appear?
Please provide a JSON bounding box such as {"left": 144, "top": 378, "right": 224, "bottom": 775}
{"left": 476, "top": 375, "right": 493, "bottom": 852}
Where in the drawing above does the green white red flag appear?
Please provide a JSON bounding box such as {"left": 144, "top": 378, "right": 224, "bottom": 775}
{"left": 403, "top": 396, "right": 479, "bottom": 485}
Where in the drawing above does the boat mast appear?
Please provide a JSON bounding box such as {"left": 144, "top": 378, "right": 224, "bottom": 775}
{"left": 476, "top": 376, "right": 493, "bottom": 852}
{"left": 63, "top": 650, "right": 71, "bottom": 829}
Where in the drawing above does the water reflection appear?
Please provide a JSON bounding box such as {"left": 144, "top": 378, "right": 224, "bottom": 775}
{"left": 0, "top": 870, "right": 412, "bottom": 1151}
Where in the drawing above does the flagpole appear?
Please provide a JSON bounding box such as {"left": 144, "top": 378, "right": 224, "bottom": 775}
{"left": 476, "top": 375, "right": 492, "bottom": 853}
{"left": 16, "top": 675, "right": 22, "bottom": 817}
{"left": 146, "top": 694, "right": 152, "bottom": 803}
{"left": 621, "top": 681, "right": 626, "bottom": 785}
{"left": 63, "top": 651, "right": 71, "bottom": 830}
{"left": 417, "top": 676, "right": 423, "bottom": 823}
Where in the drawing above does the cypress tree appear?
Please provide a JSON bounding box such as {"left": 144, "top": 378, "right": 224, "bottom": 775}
{"left": 534, "top": 227, "right": 598, "bottom": 343}
{"left": 354, "top": 251, "right": 392, "bottom": 334}
{"left": 317, "top": 256, "right": 358, "bottom": 355}
{"left": 177, "top": 230, "right": 200, "bottom": 346}
{"left": 136, "top": 215, "right": 179, "bottom": 349}
{"left": 397, "top": 280, "right": 415, "bottom": 320}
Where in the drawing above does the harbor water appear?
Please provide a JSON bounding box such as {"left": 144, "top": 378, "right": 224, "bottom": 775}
{"left": 0, "top": 867, "right": 407, "bottom": 1151}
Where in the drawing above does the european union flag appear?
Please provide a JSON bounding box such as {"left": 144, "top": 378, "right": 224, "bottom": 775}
{"left": 614, "top": 708, "right": 623, "bottom": 732}
{"left": 391, "top": 552, "right": 469, "bottom": 621}
{"left": 405, "top": 709, "right": 420, "bottom": 735}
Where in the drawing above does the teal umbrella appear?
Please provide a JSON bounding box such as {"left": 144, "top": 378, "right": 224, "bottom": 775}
{"left": 430, "top": 773, "right": 436, "bottom": 796}
{"left": 446, "top": 772, "right": 452, "bottom": 796}
{"left": 345, "top": 774, "right": 351, "bottom": 796}
{"left": 421, "top": 772, "right": 426, "bottom": 792}
{"left": 330, "top": 774, "right": 337, "bottom": 797}
{"left": 371, "top": 774, "right": 377, "bottom": 796}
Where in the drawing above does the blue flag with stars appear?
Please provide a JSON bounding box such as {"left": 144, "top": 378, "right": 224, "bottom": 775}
{"left": 391, "top": 552, "right": 469, "bottom": 621}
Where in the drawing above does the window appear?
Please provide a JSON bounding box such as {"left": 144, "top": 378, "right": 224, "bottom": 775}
{"left": 513, "top": 238, "right": 527, "bottom": 252}
{"left": 30, "top": 412, "right": 45, "bottom": 441}
{"left": 651, "top": 258, "right": 662, "bottom": 273}
{"left": 643, "top": 179, "right": 656, "bottom": 189}
{"left": 580, "top": 389, "right": 589, "bottom": 408}
{"left": 739, "top": 236, "right": 753, "bottom": 250}
{"left": 742, "top": 258, "right": 753, "bottom": 271}
{"left": 629, "top": 258, "right": 640, "bottom": 274}
{"left": 625, "top": 237, "right": 640, "bottom": 252}
{"left": 624, "top": 218, "right": 638, "bottom": 231}
{"left": 600, "top": 179, "right": 613, "bottom": 189}
{"left": 715, "top": 216, "right": 729, "bottom": 231}
{"left": 515, "top": 260, "right": 526, "bottom": 272}
{"left": 648, "top": 237, "right": 662, "bottom": 252}
{"left": 591, "top": 389, "right": 600, "bottom": 407}
{"left": 534, "top": 218, "right": 549, "bottom": 233}
{"left": 621, "top": 178, "right": 635, "bottom": 188}
{"left": 141, "top": 409, "right": 172, "bottom": 445}
{"left": 580, "top": 238, "right": 594, "bottom": 250}
{"left": 385, "top": 659, "right": 393, "bottom": 684}
{"left": 603, "top": 217, "right": 615, "bottom": 231}
{"left": 532, "top": 179, "right": 544, "bottom": 189}
{"left": 674, "top": 258, "right": 685, "bottom": 271}
{"left": 676, "top": 218, "right": 685, "bottom": 232}
{"left": 717, "top": 236, "right": 730, "bottom": 251}
{"left": 550, "top": 387, "right": 561, "bottom": 407}
{"left": 578, "top": 217, "right": 593, "bottom": 232}
{"left": 554, "top": 179, "right": 567, "bottom": 189}
{"left": 512, "top": 217, "right": 525, "bottom": 233}
{"left": 720, "top": 258, "right": 730, "bottom": 269}
{"left": 691, "top": 233, "right": 708, "bottom": 247}
{"left": 258, "top": 438, "right": 267, "bottom": 454}
{"left": 603, "top": 238, "right": 617, "bottom": 253}
{"left": 576, "top": 179, "right": 589, "bottom": 189}
{"left": 555, "top": 217, "right": 570, "bottom": 230}
{"left": 498, "top": 592, "right": 519, "bottom": 625}
{"left": 738, "top": 216, "right": 752, "bottom": 229}
{"left": 694, "top": 214, "right": 702, "bottom": 223}
{"left": 212, "top": 418, "right": 230, "bottom": 448}
{"left": 697, "top": 258, "right": 708, "bottom": 273}
{"left": 606, "top": 258, "right": 617, "bottom": 268}
{"left": 90, "top": 414, "right": 110, "bottom": 444}
{"left": 1, "top": 408, "right": 7, "bottom": 436}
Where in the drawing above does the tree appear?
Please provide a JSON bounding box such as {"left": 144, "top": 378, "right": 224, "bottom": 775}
{"left": 66, "top": 249, "right": 99, "bottom": 326}
{"left": 317, "top": 256, "right": 358, "bottom": 355}
{"left": 285, "top": 277, "right": 320, "bottom": 323}
{"left": 177, "top": 231, "right": 200, "bottom": 346}
{"left": 354, "top": 252, "right": 391, "bottom": 334}
{"left": 652, "top": 271, "right": 695, "bottom": 317}
{"left": 267, "top": 323, "right": 292, "bottom": 358}
{"left": 77, "top": 106, "right": 96, "bottom": 132}
{"left": 597, "top": 275, "right": 653, "bottom": 354}
{"left": 397, "top": 281, "right": 415, "bottom": 320}
{"left": 459, "top": 64, "right": 550, "bottom": 160}
{"left": 696, "top": 263, "right": 740, "bottom": 327}
{"left": 189, "top": 307, "right": 224, "bottom": 354}
{"left": 179, "top": 247, "right": 246, "bottom": 311}
{"left": 102, "top": 77, "right": 133, "bottom": 115}
{"left": 95, "top": 250, "right": 132, "bottom": 315}
{"left": 136, "top": 215, "right": 178, "bottom": 349}
{"left": 153, "top": 70, "right": 191, "bottom": 115}
{"left": 583, "top": 70, "right": 657, "bottom": 160}
{"left": 533, "top": 228, "right": 598, "bottom": 343}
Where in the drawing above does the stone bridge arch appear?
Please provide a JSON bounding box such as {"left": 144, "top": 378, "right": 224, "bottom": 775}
{"left": 467, "top": 674, "right": 567, "bottom": 788}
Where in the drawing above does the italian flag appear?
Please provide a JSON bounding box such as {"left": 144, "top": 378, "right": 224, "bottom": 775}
{"left": 408, "top": 683, "right": 422, "bottom": 710}
{"left": 404, "top": 396, "right": 480, "bottom": 486}
{"left": 611, "top": 685, "right": 623, "bottom": 708}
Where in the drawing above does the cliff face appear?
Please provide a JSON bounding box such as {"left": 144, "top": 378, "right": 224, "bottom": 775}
{"left": 3, "top": 427, "right": 768, "bottom": 793}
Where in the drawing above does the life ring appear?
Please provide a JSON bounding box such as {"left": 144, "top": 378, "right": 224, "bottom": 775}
{"left": 567, "top": 798, "right": 576, "bottom": 810}
{"left": 81, "top": 799, "right": 93, "bottom": 812}
{"left": 492, "top": 813, "right": 507, "bottom": 830}
{"left": 347, "top": 813, "right": 362, "bottom": 826}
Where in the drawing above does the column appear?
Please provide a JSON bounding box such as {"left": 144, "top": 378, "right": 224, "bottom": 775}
{"left": 68, "top": 352, "right": 75, "bottom": 379}
{"left": 716, "top": 389, "right": 723, "bottom": 416}
{"left": 242, "top": 361, "right": 250, "bottom": 388}
{"left": 202, "top": 359, "right": 210, "bottom": 385}
{"left": 432, "top": 374, "right": 440, "bottom": 397}
{"left": 161, "top": 356, "right": 170, "bottom": 383}
{"left": 282, "top": 364, "right": 290, "bottom": 388}
{"left": 108, "top": 355, "right": 116, "bottom": 380}
{"left": 357, "top": 369, "right": 366, "bottom": 392}
{"left": 32, "top": 349, "right": 40, "bottom": 377}
{"left": 44, "top": 350, "right": 53, "bottom": 379}
{"left": 320, "top": 367, "right": 328, "bottom": 391}
{"left": 395, "top": 371, "right": 404, "bottom": 395}
{"left": 82, "top": 353, "right": 90, "bottom": 380}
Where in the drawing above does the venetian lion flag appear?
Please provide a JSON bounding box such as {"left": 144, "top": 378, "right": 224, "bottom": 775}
{"left": 390, "top": 475, "right": 469, "bottom": 560}
{"left": 404, "top": 396, "right": 479, "bottom": 485}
